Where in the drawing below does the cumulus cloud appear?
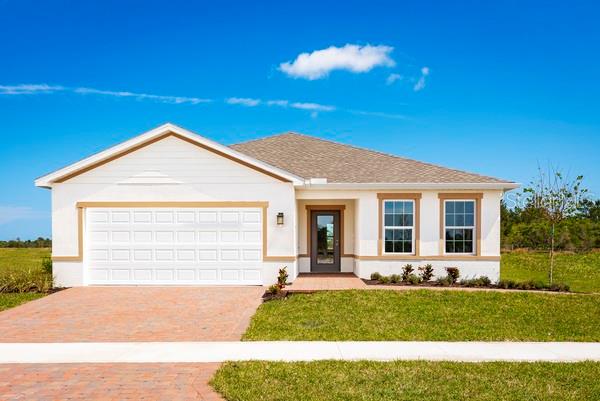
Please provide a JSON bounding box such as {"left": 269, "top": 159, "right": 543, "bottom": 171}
{"left": 75, "top": 87, "right": 210, "bottom": 104}
{"left": 226, "top": 97, "right": 261, "bottom": 107}
{"left": 289, "top": 102, "right": 335, "bottom": 112}
{"left": 413, "top": 66, "right": 430, "bottom": 92}
{"left": 279, "top": 44, "right": 395, "bottom": 80}
{"left": 386, "top": 73, "right": 403, "bottom": 85}
{"left": 0, "top": 84, "right": 64, "bottom": 95}
{"left": 0, "top": 206, "right": 47, "bottom": 225}
{"left": 266, "top": 99, "right": 289, "bottom": 107}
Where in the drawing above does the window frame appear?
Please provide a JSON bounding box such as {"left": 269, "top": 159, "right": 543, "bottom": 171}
{"left": 443, "top": 199, "right": 476, "bottom": 255}
{"left": 382, "top": 199, "right": 416, "bottom": 255}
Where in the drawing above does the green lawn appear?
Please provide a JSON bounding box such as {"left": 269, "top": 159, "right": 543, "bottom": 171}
{"left": 0, "top": 248, "right": 51, "bottom": 310}
{"left": 0, "top": 293, "right": 44, "bottom": 312}
{"left": 243, "top": 290, "right": 600, "bottom": 341}
{"left": 501, "top": 251, "right": 600, "bottom": 293}
{"left": 212, "top": 361, "right": 600, "bottom": 401}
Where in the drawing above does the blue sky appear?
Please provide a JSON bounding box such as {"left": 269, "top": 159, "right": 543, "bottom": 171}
{"left": 1, "top": 0, "right": 599, "bottom": 239}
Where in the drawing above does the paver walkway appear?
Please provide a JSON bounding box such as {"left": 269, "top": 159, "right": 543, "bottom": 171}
{"left": 2, "top": 341, "right": 599, "bottom": 363}
{"left": 0, "top": 286, "right": 264, "bottom": 342}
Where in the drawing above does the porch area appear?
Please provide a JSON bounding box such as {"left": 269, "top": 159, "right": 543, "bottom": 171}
{"left": 287, "top": 273, "right": 367, "bottom": 292}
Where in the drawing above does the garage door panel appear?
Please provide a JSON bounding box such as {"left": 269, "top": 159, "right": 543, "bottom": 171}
{"left": 86, "top": 207, "right": 263, "bottom": 285}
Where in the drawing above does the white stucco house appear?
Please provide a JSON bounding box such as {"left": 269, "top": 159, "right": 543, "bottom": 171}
{"left": 35, "top": 123, "right": 518, "bottom": 287}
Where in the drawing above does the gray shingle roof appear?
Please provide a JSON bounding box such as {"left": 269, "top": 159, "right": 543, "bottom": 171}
{"left": 230, "top": 132, "right": 513, "bottom": 184}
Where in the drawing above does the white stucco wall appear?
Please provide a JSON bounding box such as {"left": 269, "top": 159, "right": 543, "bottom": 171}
{"left": 51, "top": 136, "right": 296, "bottom": 286}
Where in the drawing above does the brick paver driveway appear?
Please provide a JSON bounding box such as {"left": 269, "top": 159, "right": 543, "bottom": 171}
{"left": 0, "top": 363, "right": 223, "bottom": 401}
{"left": 0, "top": 286, "right": 264, "bottom": 400}
{"left": 0, "top": 286, "right": 263, "bottom": 342}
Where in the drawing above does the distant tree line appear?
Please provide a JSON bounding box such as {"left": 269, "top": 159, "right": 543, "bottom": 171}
{"left": 0, "top": 237, "right": 52, "bottom": 248}
{"left": 502, "top": 191, "right": 600, "bottom": 251}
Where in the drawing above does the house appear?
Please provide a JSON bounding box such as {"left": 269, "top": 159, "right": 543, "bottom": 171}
{"left": 35, "top": 123, "right": 518, "bottom": 286}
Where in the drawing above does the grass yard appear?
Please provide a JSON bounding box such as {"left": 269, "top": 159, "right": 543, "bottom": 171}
{"left": 501, "top": 251, "right": 600, "bottom": 293}
{"left": 243, "top": 290, "right": 600, "bottom": 341}
{"left": 212, "top": 360, "right": 600, "bottom": 401}
{"left": 0, "top": 248, "right": 51, "bottom": 310}
{"left": 0, "top": 293, "right": 44, "bottom": 312}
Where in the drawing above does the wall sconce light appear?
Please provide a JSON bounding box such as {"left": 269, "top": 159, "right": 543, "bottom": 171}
{"left": 276, "top": 212, "right": 284, "bottom": 225}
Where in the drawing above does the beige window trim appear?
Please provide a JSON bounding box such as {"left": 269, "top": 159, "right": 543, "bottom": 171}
{"left": 438, "top": 193, "right": 483, "bottom": 256}
{"left": 377, "top": 193, "right": 421, "bottom": 256}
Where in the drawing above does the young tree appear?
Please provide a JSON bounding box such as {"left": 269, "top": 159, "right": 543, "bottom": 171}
{"left": 523, "top": 166, "right": 587, "bottom": 284}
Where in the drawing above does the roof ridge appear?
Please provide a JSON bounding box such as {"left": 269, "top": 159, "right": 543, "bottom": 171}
{"left": 235, "top": 131, "right": 511, "bottom": 183}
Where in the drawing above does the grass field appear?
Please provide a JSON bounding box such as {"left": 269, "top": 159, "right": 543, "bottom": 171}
{"left": 0, "top": 248, "right": 51, "bottom": 272}
{"left": 243, "top": 290, "right": 600, "bottom": 341}
{"left": 0, "top": 293, "right": 45, "bottom": 312}
{"left": 0, "top": 248, "right": 52, "bottom": 308}
{"left": 501, "top": 251, "right": 600, "bottom": 293}
{"left": 212, "top": 361, "right": 600, "bottom": 401}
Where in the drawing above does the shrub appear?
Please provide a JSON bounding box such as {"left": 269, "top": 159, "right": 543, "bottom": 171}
{"left": 370, "top": 272, "right": 382, "bottom": 281}
{"left": 401, "top": 264, "right": 414, "bottom": 282}
{"left": 0, "top": 269, "right": 52, "bottom": 293}
{"left": 418, "top": 264, "right": 434, "bottom": 282}
{"left": 497, "top": 279, "right": 518, "bottom": 289}
{"left": 479, "top": 276, "right": 492, "bottom": 286}
{"left": 436, "top": 276, "right": 452, "bottom": 286}
{"left": 549, "top": 282, "right": 570, "bottom": 292}
{"left": 532, "top": 280, "right": 546, "bottom": 290}
{"left": 379, "top": 276, "right": 391, "bottom": 284}
{"left": 407, "top": 274, "right": 422, "bottom": 285}
{"left": 267, "top": 284, "right": 280, "bottom": 295}
{"left": 445, "top": 267, "right": 460, "bottom": 284}
{"left": 390, "top": 274, "right": 401, "bottom": 284}
{"left": 41, "top": 257, "right": 52, "bottom": 274}
{"left": 277, "top": 267, "right": 289, "bottom": 290}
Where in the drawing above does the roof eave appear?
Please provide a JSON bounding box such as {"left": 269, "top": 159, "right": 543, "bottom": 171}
{"left": 298, "top": 182, "right": 520, "bottom": 191}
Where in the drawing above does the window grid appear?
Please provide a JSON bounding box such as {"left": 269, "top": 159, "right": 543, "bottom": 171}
{"left": 383, "top": 200, "right": 414, "bottom": 254}
{"left": 444, "top": 200, "right": 475, "bottom": 254}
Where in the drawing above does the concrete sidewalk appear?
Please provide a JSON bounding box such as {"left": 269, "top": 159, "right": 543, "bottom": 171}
{"left": 1, "top": 341, "right": 599, "bottom": 363}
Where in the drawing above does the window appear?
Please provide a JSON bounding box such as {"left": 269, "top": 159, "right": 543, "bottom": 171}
{"left": 444, "top": 200, "right": 475, "bottom": 254}
{"left": 383, "top": 200, "right": 414, "bottom": 253}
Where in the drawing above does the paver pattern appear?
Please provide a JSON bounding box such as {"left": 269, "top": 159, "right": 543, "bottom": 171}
{"left": 0, "top": 286, "right": 263, "bottom": 342}
{"left": 0, "top": 363, "right": 223, "bottom": 401}
{"left": 287, "top": 273, "right": 367, "bottom": 291}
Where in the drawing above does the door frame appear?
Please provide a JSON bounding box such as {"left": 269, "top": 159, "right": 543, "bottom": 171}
{"left": 306, "top": 205, "right": 345, "bottom": 272}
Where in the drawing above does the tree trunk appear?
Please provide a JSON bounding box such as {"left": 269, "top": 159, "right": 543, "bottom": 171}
{"left": 549, "top": 223, "right": 555, "bottom": 285}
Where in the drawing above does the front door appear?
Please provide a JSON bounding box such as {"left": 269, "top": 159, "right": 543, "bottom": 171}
{"left": 310, "top": 210, "right": 341, "bottom": 272}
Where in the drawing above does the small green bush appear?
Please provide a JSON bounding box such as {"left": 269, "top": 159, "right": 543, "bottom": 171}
{"left": 436, "top": 276, "right": 452, "bottom": 286}
{"left": 479, "top": 276, "right": 492, "bottom": 286}
{"left": 41, "top": 257, "right": 52, "bottom": 274}
{"left": 0, "top": 269, "right": 52, "bottom": 293}
{"left": 445, "top": 267, "right": 460, "bottom": 284}
{"left": 418, "top": 264, "right": 434, "bottom": 282}
{"left": 390, "top": 274, "right": 401, "bottom": 284}
{"left": 401, "top": 264, "right": 414, "bottom": 282}
{"left": 277, "top": 267, "right": 289, "bottom": 289}
{"left": 370, "top": 272, "right": 382, "bottom": 281}
{"left": 407, "top": 274, "right": 422, "bottom": 285}
{"left": 549, "top": 282, "right": 570, "bottom": 292}
{"left": 267, "top": 284, "right": 280, "bottom": 295}
{"left": 532, "top": 280, "right": 546, "bottom": 290}
{"left": 379, "top": 276, "right": 391, "bottom": 284}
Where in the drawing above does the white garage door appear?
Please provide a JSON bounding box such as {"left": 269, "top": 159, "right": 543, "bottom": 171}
{"left": 85, "top": 207, "right": 263, "bottom": 285}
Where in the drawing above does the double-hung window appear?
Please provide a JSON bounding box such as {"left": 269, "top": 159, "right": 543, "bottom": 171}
{"left": 383, "top": 200, "right": 414, "bottom": 254}
{"left": 444, "top": 200, "right": 475, "bottom": 254}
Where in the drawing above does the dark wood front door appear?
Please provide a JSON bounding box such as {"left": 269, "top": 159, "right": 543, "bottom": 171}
{"left": 310, "top": 210, "right": 341, "bottom": 272}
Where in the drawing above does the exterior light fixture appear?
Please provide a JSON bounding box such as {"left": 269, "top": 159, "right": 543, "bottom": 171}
{"left": 276, "top": 212, "right": 284, "bottom": 225}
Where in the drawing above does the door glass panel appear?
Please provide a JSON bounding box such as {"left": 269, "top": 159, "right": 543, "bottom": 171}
{"left": 316, "top": 215, "right": 334, "bottom": 264}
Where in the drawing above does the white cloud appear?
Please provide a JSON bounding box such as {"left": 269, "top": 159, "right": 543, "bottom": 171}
{"left": 386, "top": 73, "right": 403, "bottom": 85}
{"left": 348, "top": 109, "right": 408, "bottom": 120}
{"left": 280, "top": 44, "right": 395, "bottom": 80}
{"left": 226, "top": 97, "right": 261, "bottom": 107}
{"left": 75, "top": 87, "right": 210, "bottom": 104}
{"left": 0, "top": 206, "right": 47, "bottom": 225}
{"left": 289, "top": 102, "right": 335, "bottom": 112}
{"left": 0, "top": 84, "right": 64, "bottom": 95}
{"left": 413, "top": 66, "right": 430, "bottom": 92}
